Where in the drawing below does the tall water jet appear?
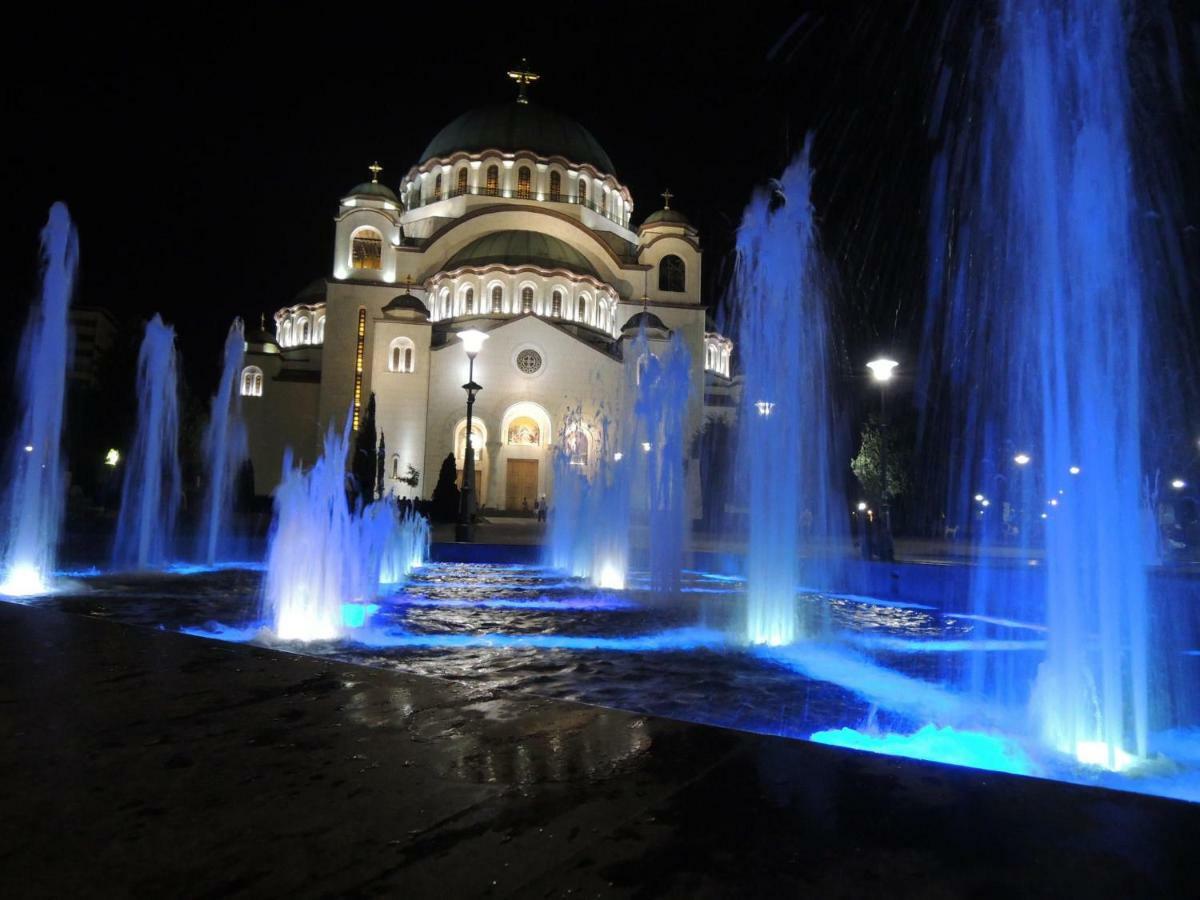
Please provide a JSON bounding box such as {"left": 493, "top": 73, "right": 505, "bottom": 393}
{"left": 734, "top": 138, "right": 844, "bottom": 645}
{"left": 265, "top": 419, "right": 418, "bottom": 641}
{"left": 921, "top": 0, "right": 1188, "bottom": 767}
{"left": 113, "top": 315, "right": 181, "bottom": 570}
{"left": 546, "top": 405, "right": 629, "bottom": 589}
{"left": 0, "top": 203, "right": 78, "bottom": 596}
{"left": 197, "top": 319, "right": 249, "bottom": 565}
{"left": 629, "top": 330, "right": 692, "bottom": 593}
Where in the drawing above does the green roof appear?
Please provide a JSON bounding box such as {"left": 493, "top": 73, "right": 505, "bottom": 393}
{"left": 444, "top": 231, "right": 601, "bottom": 280}
{"left": 419, "top": 103, "right": 616, "bottom": 175}
{"left": 345, "top": 181, "right": 399, "bottom": 202}
{"left": 641, "top": 208, "right": 691, "bottom": 228}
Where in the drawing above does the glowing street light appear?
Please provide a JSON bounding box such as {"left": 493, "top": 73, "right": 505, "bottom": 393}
{"left": 613, "top": 452, "right": 623, "bottom": 462}
{"left": 23, "top": 445, "right": 33, "bottom": 453}
{"left": 1069, "top": 465, "right": 1081, "bottom": 475}
{"left": 866, "top": 357, "right": 898, "bottom": 561}
{"left": 1171, "top": 479, "right": 1186, "bottom": 490}
{"left": 755, "top": 401, "right": 775, "bottom": 417}
{"left": 641, "top": 442, "right": 652, "bottom": 453}
{"left": 1013, "top": 453, "right": 1031, "bottom": 466}
{"left": 857, "top": 502, "right": 867, "bottom": 512}
{"left": 974, "top": 493, "right": 985, "bottom": 502}
{"left": 981, "top": 499, "right": 991, "bottom": 508}
{"left": 455, "top": 329, "right": 489, "bottom": 542}
{"left": 104, "top": 449, "right": 120, "bottom": 467}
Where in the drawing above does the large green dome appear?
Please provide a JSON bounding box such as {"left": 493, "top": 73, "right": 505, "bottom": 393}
{"left": 419, "top": 103, "right": 616, "bottom": 175}
{"left": 444, "top": 231, "right": 601, "bottom": 280}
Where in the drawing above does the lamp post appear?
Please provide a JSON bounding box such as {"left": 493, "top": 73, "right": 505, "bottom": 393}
{"left": 867, "top": 358, "right": 899, "bottom": 561}
{"left": 456, "top": 329, "right": 488, "bottom": 542}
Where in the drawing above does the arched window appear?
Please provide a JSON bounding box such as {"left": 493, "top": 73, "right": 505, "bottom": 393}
{"left": 279, "top": 319, "right": 292, "bottom": 347}
{"left": 659, "top": 254, "right": 686, "bottom": 292}
{"left": 240, "top": 365, "right": 263, "bottom": 397}
{"left": 549, "top": 171, "right": 561, "bottom": 201}
{"left": 297, "top": 317, "right": 311, "bottom": 345}
{"left": 600, "top": 190, "right": 607, "bottom": 216}
{"left": 578, "top": 179, "right": 587, "bottom": 206}
{"left": 491, "top": 286, "right": 503, "bottom": 313}
{"left": 391, "top": 455, "right": 402, "bottom": 479}
{"left": 551, "top": 290, "right": 563, "bottom": 317}
{"left": 565, "top": 428, "right": 589, "bottom": 466}
{"left": 456, "top": 168, "right": 468, "bottom": 195}
{"left": 486, "top": 165, "right": 499, "bottom": 195}
{"left": 433, "top": 174, "right": 443, "bottom": 201}
{"left": 521, "top": 286, "right": 534, "bottom": 314}
{"left": 315, "top": 316, "right": 325, "bottom": 344}
{"left": 577, "top": 297, "right": 586, "bottom": 321}
{"left": 351, "top": 228, "right": 383, "bottom": 270}
{"left": 388, "top": 336, "right": 416, "bottom": 373}
{"left": 517, "top": 166, "right": 532, "bottom": 199}
{"left": 464, "top": 287, "right": 474, "bottom": 314}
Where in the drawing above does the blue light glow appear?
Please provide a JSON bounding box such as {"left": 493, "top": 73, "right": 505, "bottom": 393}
{"left": 810, "top": 724, "right": 1035, "bottom": 776}
{"left": 351, "top": 626, "right": 728, "bottom": 653}
{"left": 342, "top": 603, "right": 381, "bottom": 628}
{"left": 392, "top": 595, "right": 637, "bottom": 611}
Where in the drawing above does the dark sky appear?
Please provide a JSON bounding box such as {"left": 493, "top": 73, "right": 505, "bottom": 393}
{"left": 2, "top": 2, "right": 1195, "bottom": 401}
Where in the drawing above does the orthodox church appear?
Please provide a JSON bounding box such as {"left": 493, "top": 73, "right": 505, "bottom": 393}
{"left": 241, "top": 67, "right": 735, "bottom": 511}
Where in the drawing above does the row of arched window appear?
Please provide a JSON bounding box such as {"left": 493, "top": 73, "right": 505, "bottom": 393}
{"left": 428, "top": 280, "right": 620, "bottom": 335}
{"left": 277, "top": 310, "right": 326, "bottom": 347}
{"left": 405, "top": 162, "right": 631, "bottom": 227}
{"left": 241, "top": 366, "right": 263, "bottom": 397}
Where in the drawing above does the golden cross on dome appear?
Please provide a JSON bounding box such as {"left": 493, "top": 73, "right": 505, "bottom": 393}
{"left": 368, "top": 161, "right": 383, "bottom": 183}
{"left": 660, "top": 188, "right": 674, "bottom": 210}
{"left": 507, "top": 59, "right": 539, "bottom": 104}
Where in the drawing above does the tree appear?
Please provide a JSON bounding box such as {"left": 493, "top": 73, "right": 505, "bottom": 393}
{"left": 851, "top": 415, "right": 912, "bottom": 506}
{"left": 430, "top": 452, "right": 460, "bottom": 522}
{"left": 376, "top": 433, "right": 386, "bottom": 500}
{"left": 353, "top": 392, "right": 377, "bottom": 504}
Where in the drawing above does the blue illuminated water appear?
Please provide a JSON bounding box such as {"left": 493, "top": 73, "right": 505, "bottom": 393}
{"left": 113, "top": 315, "right": 181, "bottom": 570}
{"left": 0, "top": 204, "right": 77, "bottom": 597}
{"left": 921, "top": 0, "right": 1184, "bottom": 769}
{"left": 197, "top": 319, "right": 248, "bottom": 566}
{"left": 733, "top": 137, "right": 845, "bottom": 644}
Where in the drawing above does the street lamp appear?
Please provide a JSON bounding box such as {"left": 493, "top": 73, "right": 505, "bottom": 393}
{"left": 755, "top": 400, "right": 775, "bottom": 417}
{"left": 456, "top": 329, "right": 488, "bottom": 542}
{"left": 867, "top": 358, "right": 898, "bottom": 561}
{"left": 1013, "top": 453, "right": 1031, "bottom": 466}
{"left": 1172, "top": 478, "right": 1186, "bottom": 490}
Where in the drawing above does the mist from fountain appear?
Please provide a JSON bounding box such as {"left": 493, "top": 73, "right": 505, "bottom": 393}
{"left": 197, "top": 319, "right": 249, "bottom": 565}
{"left": 0, "top": 203, "right": 78, "bottom": 596}
{"left": 921, "top": 0, "right": 1188, "bottom": 768}
{"left": 733, "top": 137, "right": 845, "bottom": 645}
{"left": 113, "top": 315, "right": 181, "bottom": 570}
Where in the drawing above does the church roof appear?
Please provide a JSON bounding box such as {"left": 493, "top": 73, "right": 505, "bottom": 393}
{"left": 419, "top": 103, "right": 616, "bottom": 175}
{"left": 445, "top": 231, "right": 602, "bottom": 280}
{"left": 621, "top": 311, "right": 670, "bottom": 335}
{"left": 641, "top": 208, "right": 691, "bottom": 228}
{"left": 344, "top": 181, "right": 399, "bottom": 202}
{"left": 383, "top": 292, "right": 430, "bottom": 317}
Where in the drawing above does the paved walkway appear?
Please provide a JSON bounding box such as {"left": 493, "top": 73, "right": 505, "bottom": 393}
{"left": 1, "top": 602, "right": 1197, "bottom": 897}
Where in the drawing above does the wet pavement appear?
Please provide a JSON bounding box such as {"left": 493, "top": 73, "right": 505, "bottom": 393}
{"left": 1, "top": 601, "right": 1198, "bottom": 898}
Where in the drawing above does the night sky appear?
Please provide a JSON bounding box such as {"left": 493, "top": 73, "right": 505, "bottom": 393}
{"left": 3, "top": 2, "right": 1196, "bottom": 404}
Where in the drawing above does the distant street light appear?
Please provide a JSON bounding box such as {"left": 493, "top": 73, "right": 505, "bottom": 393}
{"left": 1069, "top": 465, "right": 1081, "bottom": 475}
{"left": 755, "top": 401, "right": 775, "bottom": 417}
{"left": 1014, "top": 453, "right": 1031, "bottom": 466}
{"left": 104, "top": 449, "right": 120, "bottom": 467}
{"left": 866, "top": 358, "right": 898, "bottom": 561}
{"left": 1172, "top": 479, "right": 1186, "bottom": 490}
{"left": 857, "top": 502, "right": 867, "bottom": 512}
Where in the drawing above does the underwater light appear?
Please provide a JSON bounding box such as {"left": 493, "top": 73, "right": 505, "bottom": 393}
{"left": 866, "top": 358, "right": 898, "bottom": 382}
{"left": 1073, "top": 741, "right": 1138, "bottom": 773}
{"left": 597, "top": 562, "right": 626, "bottom": 590}
{"left": 0, "top": 564, "right": 50, "bottom": 597}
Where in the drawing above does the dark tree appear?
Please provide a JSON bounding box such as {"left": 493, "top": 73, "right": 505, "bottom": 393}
{"left": 353, "top": 392, "right": 377, "bottom": 504}
{"left": 376, "top": 433, "right": 386, "bottom": 500}
{"left": 430, "top": 452, "right": 460, "bottom": 523}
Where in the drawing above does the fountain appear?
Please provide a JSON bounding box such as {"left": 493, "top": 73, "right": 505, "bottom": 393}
{"left": 197, "top": 319, "right": 249, "bottom": 566}
{"left": 733, "top": 137, "right": 845, "bottom": 645}
{"left": 0, "top": 203, "right": 78, "bottom": 596}
{"left": 921, "top": 0, "right": 1184, "bottom": 768}
{"left": 113, "top": 315, "right": 181, "bottom": 570}
{"left": 265, "top": 418, "right": 428, "bottom": 641}
{"left": 546, "top": 326, "right": 691, "bottom": 592}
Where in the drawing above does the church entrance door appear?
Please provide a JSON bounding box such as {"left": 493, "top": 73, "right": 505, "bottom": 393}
{"left": 505, "top": 459, "right": 538, "bottom": 512}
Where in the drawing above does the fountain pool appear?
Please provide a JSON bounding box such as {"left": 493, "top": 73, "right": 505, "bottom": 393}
{"left": 14, "top": 560, "right": 1200, "bottom": 804}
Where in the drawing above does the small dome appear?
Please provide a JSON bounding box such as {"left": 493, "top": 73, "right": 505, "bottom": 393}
{"left": 247, "top": 327, "right": 278, "bottom": 347}
{"left": 383, "top": 292, "right": 430, "bottom": 317}
{"left": 445, "top": 231, "right": 601, "bottom": 280}
{"left": 419, "top": 102, "right": 616, "bottom": 175}
{"left": 641, "top": 208, "right": 691, "bottom": 228}
{"left": 622, "top": 311, "right": 670, "bottom": 335}
{"left": 345, "top": 181, "right": 399, "bottom": 203}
